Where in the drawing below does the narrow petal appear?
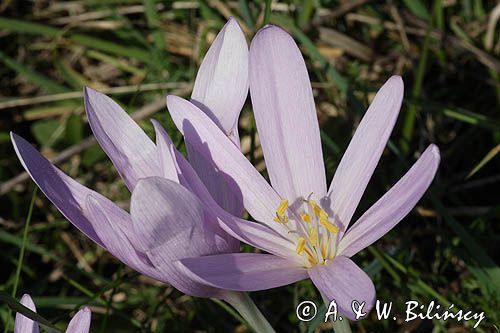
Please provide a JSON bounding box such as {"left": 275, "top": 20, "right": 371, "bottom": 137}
{"left": 327, "top": 76, "right": 404, "bottom": 231}
{"left": 215, "top": 214, "right": 302, "bottom": 264}
{"left": 308, "top": 256, "right": 375, "bottom": 321}
{"left": 249, "top": 25, "right": 326, "bottom": 201}
{"left": 177, "top": 253, "right": 308, "bottom": 291}
{"left": 84, "top": 87, "right": 160, "bottom": 190}
{"left": 15, "top": 294, "right": 39, "bottom": 333}
{"left": 130, "top": 177, "right": 231, "bottom": 297}
{"left": 191, "top": 17, "right": 249, "bottom": 138}
{"left": 84, "top": 195, "right": 163, "bottom": 281}
{"left": 188, "top": 18, "right": 248, "bottom": 216}
{"left": 165, "top": 139, "right": 240, "bottom": 250}
{"left": 11, "top": 133, "right": 103, "bottom": 247}
{"left": 186, "top": 143, "right": 244, "bottom": 217}
{"left": 166, "top": 139, "right": 292, "bottom": 259}
{"left": 167, "top": 95, "right": 283, "bottom": 230}
{"left": 65, "top": 308, "right": 91, "bottom": 333}
{"left": 338, "top": 144, "right": 440, "bottom": 257}
{"left": 151, "top": 120, "right": 179, "bottom": 183}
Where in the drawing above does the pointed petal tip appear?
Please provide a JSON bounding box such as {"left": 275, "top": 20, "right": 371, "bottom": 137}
{"left": 166, "top": 94, "right": 181, "bottom": 107}
{"left": 166, "top": 95, "right": 191, "bottom": 117}
{"left": 384, "top": 75, "right": 404, "bottom": 93}
{"left": 20, "top": 294, "right": 36, "bottom": 309}
{"left": 259, "top": 24, "right": 280, "bottom": 32}
{"left": 10, "top": 132, "right": 29, "bottom": 162}
{"left": 428, "top": 143, "right": 440, "bottom": 155}
{"left": 150, "top": 118, "right": 161, "bottom": 128}
{"left": 85, "top": 193, "right": 98, "bottom": 208}
{"left": 83, "top": 86, "right": 99, "bottom": 101}
{"left": 132, "top": 176, "right": 164, "bottom": 198}
{"left": 74, "top": 306, "right": 92, "bottom": 318}
{"left": 427, "top": 143, "right": 441, "bottom": 165}
{"left": 10, "top": 131, "right": 18, "bottom": 143}
{"left": 225, "top": 16, "right": 240, "bottom": 28}
{"left": 81, "top": 307, "right": 92, "bottom": 315}
{"left": 253, "top": 24, "right": 288, "bottom": 43}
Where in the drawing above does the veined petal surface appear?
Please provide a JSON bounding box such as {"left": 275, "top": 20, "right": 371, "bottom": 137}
{"left": 250, "top": 25, "right": 326, "bottom": 201}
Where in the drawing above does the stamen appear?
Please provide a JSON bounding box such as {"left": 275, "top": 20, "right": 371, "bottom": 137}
{"left": 309, "top": 200, "right": 328, "bottom": 219}
{"left": 274, "top": 214, "right": 289, "bottom": 224}
{"left": 300, "top": 213, "right": 311, "bottom": 223}
{"left": 306, "top": 251, "right": 318, "bottom": 265}
{"left": 296, "top": 237, "right": 306, "bottom": 254}
{"left": 276, "top": 199, "right": 289, "bottom": 218}
{"left": 309, "top": 228, "right": 318, "bottom": 246}
{"left": 320, "top": 218, "right": 339, "bottom": 234}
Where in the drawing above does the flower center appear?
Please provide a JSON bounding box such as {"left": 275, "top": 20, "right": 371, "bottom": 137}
{"left": 273, "top": 198, "right": 340, "bottom": 267}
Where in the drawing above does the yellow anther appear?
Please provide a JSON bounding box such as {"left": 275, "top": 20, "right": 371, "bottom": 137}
{"left": 276, "top": 199, "right": 289, "bottom": 218}
{"left": 274, "top": 214, "right": 289, "bottom": 224}
{"left": 296, "top": 237, "right": 306, "bottom": 254}
{"left": 309, "top": 200, "right": 328, "bottom": 219}
{"left": 300, "top": 213, "right": 311, "bottom": 223}
{"left": 320, "top": 218, "right": 339, "bottom": 234}
{"left": 309, "top": 228, "right": 318, "bottom": 246}
{"left": 321, "top": 242, "right": 327, "bottom": 259}
{"left": 306, "top": 251, "right": 318, "bottom": 266}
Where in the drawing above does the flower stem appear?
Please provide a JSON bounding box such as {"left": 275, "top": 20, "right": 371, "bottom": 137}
{"left": 332, "top": 317, "right": 352, "bottom": 333}
{"left": 321, "top": 292, "right": 352, "bottom": 333}
{"left": 222, "top": 291, "right": 276, "bottom": 333}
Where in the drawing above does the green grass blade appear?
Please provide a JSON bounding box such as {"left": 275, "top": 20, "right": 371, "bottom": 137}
{"left": 467, "top": 143, "right": 500, "bottom": 178}
{"left": 263, "top": 0, "right": 272, "bottom": 25}
{"left": 239, "top": 0, "right": 255, "bottom": 28}
{"left": 69, "top": 34, "right": 152, "bottom": 64}
{"left": 0, "top": 292, "right": 62, "bottom": 333}
{"left": 400, "top": 28, "right": 430, "bottom": 153}
{"left": 272, "top": 14, "right": 348, "bottom": 92}
{"left": 0, "top": 51, "right": 69, "bottom": 93}
{"left": 402, "top": 0, "right": 432, "bottom": 21}
{"left": 0, "top": 17, "right": 59, "bottom": 37}
{"left": 3, "top": 188, "right": 37, "bottom": 333}
{"left": 297, "top": 0, "right": 314, "bottom": 29}
{"left": 0, "top": 18, "right": 152, "bottom": 64}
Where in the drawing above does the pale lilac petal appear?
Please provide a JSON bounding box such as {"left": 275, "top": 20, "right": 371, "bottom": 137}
{"left": 84, "top": 87, "right": 160, "bottom": 190}
{"left": 151, "top": 120, "right": 179, "bottom": 183}
{"left": 84, "top": 195, "right": 163, "bottom": 281}
{"left": 15, "top": 294, "right": 39, "bottom": 333}
{"left": 215, "top": 211, "right": 302, "bottom": 264}
{"left": 327, "top": 76, "right": 404, "bottom": 232}
{"left": 188, "top": 18, "right": 248, "bottom": 217}
{"left": 338, "top": 144, "right": 440, "bottom": 257}
{"left": 167, "top": 95, "right": 283, "bottom": 230}
{"left": 160, "top": 117, "right": 293, "bottom": 258}
{"left": 308, "top": 256, "right": 375, "bottom": 321}
{"left": 191, "top": 17, "right": 248, "bottom": 139}
{"left": 130, "top": 177, "right": 231, "bottom": 297}
{"left": 65, "top": 308, "right": 91, "bottom": 333}
{"left": 11, "top": 133, "right": 103, "bottom": 247}
{"left": 249, "top": 25, "right": 326, "bottom": 201}
{"left": 186, "top": 145, "right": 244, "bottom": 217}
{"left": 177, "top": 253, "right": 308, "bottom": 291}
{"left": 166, "top": 138, "right": 291, "bottom": 259}
{"left": 165, "top": 139, "right": 240, "bottom": 250}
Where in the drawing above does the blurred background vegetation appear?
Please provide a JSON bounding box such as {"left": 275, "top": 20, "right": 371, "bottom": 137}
{"left": 0, "top": 0, "right": 499, "bottom": 332}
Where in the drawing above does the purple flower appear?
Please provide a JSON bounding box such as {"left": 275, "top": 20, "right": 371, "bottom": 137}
{"left": 10, "top": 19, "right": 250, "bottom": 299}
{"left": 166, "top": 25, "right": 441, "bottom": 320}
{"left": 15, "top": 294, "right": 91, "bottom": 333}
